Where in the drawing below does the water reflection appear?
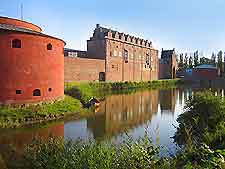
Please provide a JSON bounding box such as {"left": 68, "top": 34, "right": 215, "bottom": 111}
{"left": 1, "top": 87, "right": 225, "bottom": 160}
{"left": 87, "top": 90, "right": 159, "bottom": 139}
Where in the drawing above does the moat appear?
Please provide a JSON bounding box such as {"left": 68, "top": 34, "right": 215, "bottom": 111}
{"left": 0, "top": 87, "right": 224, "bottom": 156}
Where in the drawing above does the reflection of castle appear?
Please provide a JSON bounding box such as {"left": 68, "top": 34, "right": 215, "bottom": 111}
{"left": 159, "top": 88, "right": 178, "bottom": 114}
{"left": 0, "top": 123, "right": 64, "bottom": 152}
{"left": 87, "top": 90, "right": 159, "bottom": 139}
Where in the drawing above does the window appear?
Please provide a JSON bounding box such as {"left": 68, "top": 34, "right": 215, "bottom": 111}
{"left": 48, "top": 88, "right": 52, "bottom": 92}
{"left": 125, "top": 36, "right": 128, "bottom": 41}
{"left": 68, "top": 52, "right": 78, "bottom": 57}
{"left": 146, "top": 54, "right": 150, "bottom": 65}
{"left": 33, "top": 89, "right": 41, "bottom": 96}
{"left": 47, "top": 43, "right": 52, "bottom": 50}
{"left": 12, "top": 39, "right": 21, "bottom": 48}
{"left": 112, "top": 33, "right": 115, "bottom": 38}
{"left": 113, "top": 50, "right": 117, "bottom": 57}
{"left": 119, "top": 51, "right": 122, "bottom": 57}
{"left": 124, "top": 50, "right": 128, "bottom": 63}
{"left": 16, "top": 90, "right": 22, "bottom": 94}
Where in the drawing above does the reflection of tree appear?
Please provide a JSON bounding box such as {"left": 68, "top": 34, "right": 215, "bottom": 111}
{"left": 159, "top": 88, "right": 178, "bottom": 114}
{"left": 87, "top": 90, "right": 159, "bottom": 139}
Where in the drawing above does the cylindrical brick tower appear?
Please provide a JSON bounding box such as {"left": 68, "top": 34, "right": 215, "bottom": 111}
{"left": 0, "top": 16, "right": 65, "bottom": 105}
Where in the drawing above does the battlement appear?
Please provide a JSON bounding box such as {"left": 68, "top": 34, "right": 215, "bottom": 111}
{"left": 90, "top": 24, "right": 153, "bottom": 48}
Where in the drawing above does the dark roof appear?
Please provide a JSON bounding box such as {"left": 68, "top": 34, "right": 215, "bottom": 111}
{"left": 64, "top": 48, "right": 86, "bottom": 52}
{"left": 195, "top": 64, "right": 217, "bottom": 69}
{"left": 0, "top": 23, "right": 66, "bottom": 44}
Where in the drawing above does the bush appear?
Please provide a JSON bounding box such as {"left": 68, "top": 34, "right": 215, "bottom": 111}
{"left": 174, "top": 91, "right": 225, "bottom": 149}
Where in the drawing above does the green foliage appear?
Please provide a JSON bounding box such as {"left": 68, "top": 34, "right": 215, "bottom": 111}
{"left": 24, "top": 135, "right": 162, "bottom": 169}
{"left": 0, "top": 96, "right": 81, "bottom": 128}
{"left": 66, "top": 79, "right": 183, "bottom": 94}
{"left": 174, "top": 144, "right": 225, "bottom": 169}
{"left": 65, "top": 82, "right": 94, "bottom": 105}
{"left": 174, "top": 91, "right": 225, "bottom": 149}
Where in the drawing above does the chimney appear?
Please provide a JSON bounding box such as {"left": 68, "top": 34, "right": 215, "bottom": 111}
{"left": 96, "top": 24, "right": 100, "bottom": 28}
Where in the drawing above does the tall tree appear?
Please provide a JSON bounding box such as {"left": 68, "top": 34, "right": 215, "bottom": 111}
{"left": 189, "top": 56, "right": 193, "bottom": 68}
{"left": 178, "top": 53, "right": 184, "bottom": 68}
{"left": 184, "top": 53, "right": 188, "bottom": 68}
{"left": 217, "top": 50, "right": 223, "bottom": 75}
{"left": 211, "top": 52, "right": 216, "bottom": 65}
{"left": 194, "top": 51, "right": 199, "bottom": 67}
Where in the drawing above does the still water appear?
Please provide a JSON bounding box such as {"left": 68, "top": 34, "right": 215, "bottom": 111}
{"left": 1, "top": 87, "right": 224, "bottom": 157}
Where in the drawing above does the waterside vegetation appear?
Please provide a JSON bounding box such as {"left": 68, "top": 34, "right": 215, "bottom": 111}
{"left": 16, "top": 91, "right": 225, "bottom": 169}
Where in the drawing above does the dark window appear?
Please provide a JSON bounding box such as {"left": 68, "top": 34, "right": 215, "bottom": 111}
{"left": 112, "top": 33, "right": 115, "bottom": 38}
{"left": 33, "top": 89, "right": 41, "bottom": 96}
{"left": 125, "top": 36, "right": 128, "bottom": 41}
{"left": 16, "top": 90, "right": 22, "bottom": 94}
{"left": 12, "top": 39, "right": 21, "bottom": 48}
{"left": 124, "top": 50, "right": 128, "bottom": 63}
{"left": 48, "top": 88, "right": 52, "bottom": 92}
{"left": 99, "top": 72, "right": 105, "bottom": 81}
{"left": 146, "top": 54, "right": 150, "bottom": 65}
{"left": 47, "top": 43, "right": 52, "bottom": 50}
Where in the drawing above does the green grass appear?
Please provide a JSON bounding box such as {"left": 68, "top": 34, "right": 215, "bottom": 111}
{"left": 0, "top": 96, "right": 81, "bottom": 128}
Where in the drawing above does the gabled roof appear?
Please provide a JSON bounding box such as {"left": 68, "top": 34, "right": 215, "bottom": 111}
{"left": 195, "top": 64, "right": 217, "bottom": 69}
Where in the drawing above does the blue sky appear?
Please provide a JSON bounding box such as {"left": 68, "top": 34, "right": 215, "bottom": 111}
{"left": 1, "top": 0, "right": 225, "bottom": 57}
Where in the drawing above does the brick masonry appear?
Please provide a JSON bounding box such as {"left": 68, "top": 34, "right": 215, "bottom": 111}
{"left": 0, "top": 17, "right": 65, "bottom": 105}
{"left": 64, "top": 57, "right": 105, "bottom": 82}
{"left": 65, "top": 24, "right": 159, "bottom": 82}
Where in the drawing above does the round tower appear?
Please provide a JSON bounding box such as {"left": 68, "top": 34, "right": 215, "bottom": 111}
{"left": 0, "top": 16, "right": 65, "bottom": 105}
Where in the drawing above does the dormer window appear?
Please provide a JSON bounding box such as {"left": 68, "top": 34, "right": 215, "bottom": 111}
{"left": 12, "top": 39, "right": 21, "bottom": 48}
{"left": 47, "top": 43, "right": 52, "bottom": 50}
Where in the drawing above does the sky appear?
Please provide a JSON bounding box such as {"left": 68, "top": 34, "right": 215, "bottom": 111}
{"left": 1, "top": 0, "right": 225, "bottom": 57}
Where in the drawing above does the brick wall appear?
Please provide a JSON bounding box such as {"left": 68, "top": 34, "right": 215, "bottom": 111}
{"left": 64, "top": 57, "right": 105, "bottom": 82}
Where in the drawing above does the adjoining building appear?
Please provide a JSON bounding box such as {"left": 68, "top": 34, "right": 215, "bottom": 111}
{"left": 64, "top": 24, "right": 159, "bottom": 82}
{"left": 192, "top": 64, "right": 219, "bottom": 80}
{"left": 159, "top": 48, "right": 177, "bottom": 79}
{"left": 0, "top": 16, "right": 65, "bottom": 105}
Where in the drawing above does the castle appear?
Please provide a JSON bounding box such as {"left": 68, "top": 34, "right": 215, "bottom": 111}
{"left": 0, "top": 16, "right": 65, "bottom": 105}
{"left": 0, "top": 16, "right": 176, "bottom": 105}
{"left": 64, "top": 24, "right": 159, "bottom": 82}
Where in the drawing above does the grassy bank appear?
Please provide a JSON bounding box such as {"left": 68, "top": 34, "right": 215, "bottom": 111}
{"left": 65, "top": 79, "right": 183, "bottom": 104}
{"left": 0, "top": 96, "right": 82, "bottom": 128}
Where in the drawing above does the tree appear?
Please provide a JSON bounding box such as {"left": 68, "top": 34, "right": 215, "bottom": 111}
{"left": 217, "top": 50, "right": 223, "bottom": 75}
{"left": 184, "top": 53, "right": 188, "bottom": 68}
{"left": 200, "top": 57, "right": 211, "bottom": 65}
{"left": 194, "top": 51, "right": 199, "bottom": 67}
{"left": 211, "top": 52, "right": 216, "bottom": 65}
{"left": 178, "top": 53, "right": 184, "bottom": 69}
{"left": 189, "top": 56, "right": 193, "bottom": 68}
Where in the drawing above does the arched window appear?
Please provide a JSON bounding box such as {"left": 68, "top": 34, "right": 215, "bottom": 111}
{"left": 33, "top": 89, "right": 41, "bottom": 96}
{"left": 12, "top": 39, "right": 21, "bottom": 48}
{"left": 47, "top": 43, "right": 52, "bottom": 50}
